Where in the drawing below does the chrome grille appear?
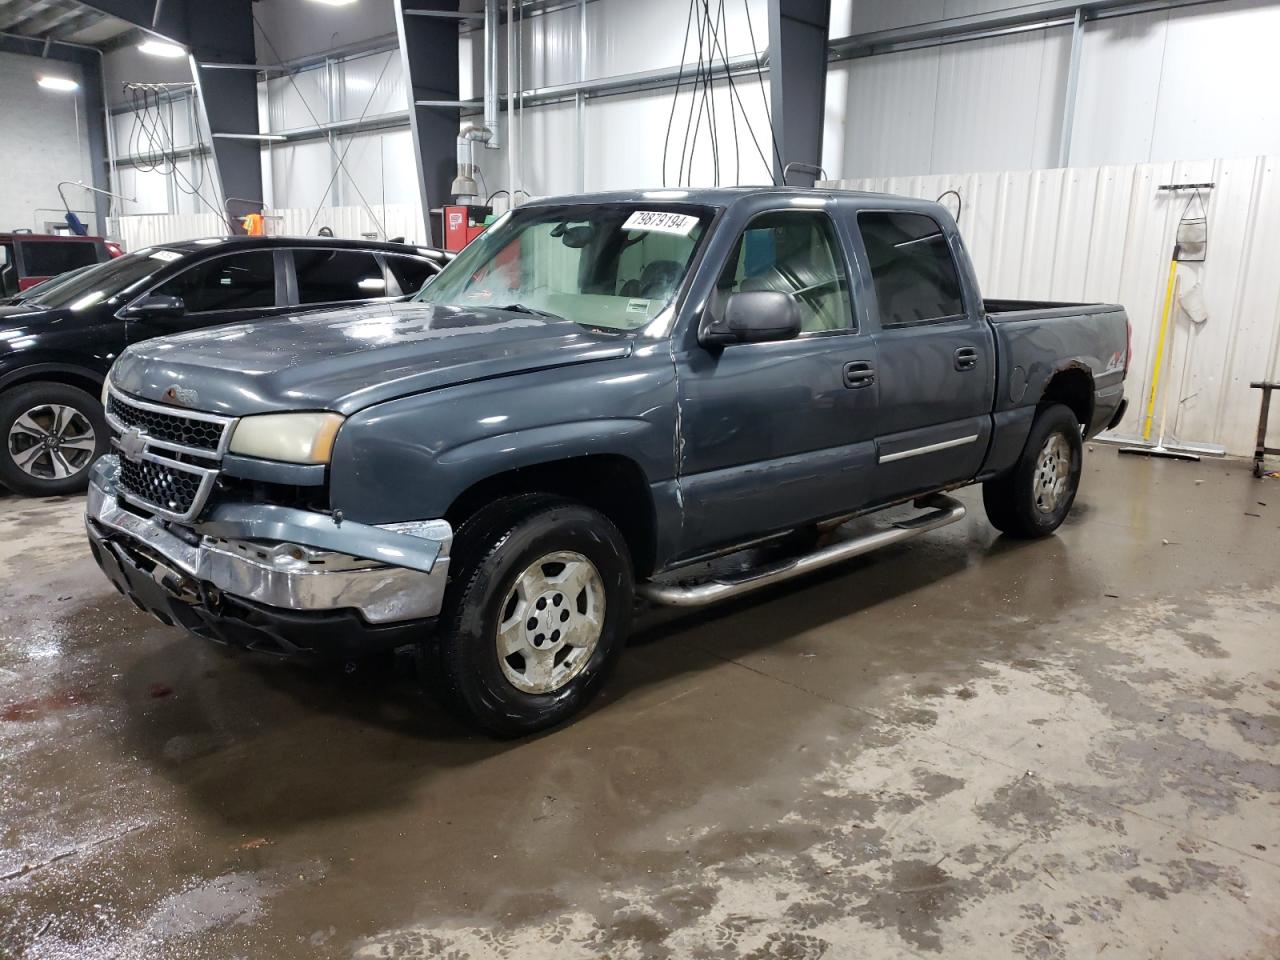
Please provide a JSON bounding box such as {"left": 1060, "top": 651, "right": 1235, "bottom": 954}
{"left": 118, "top": 456, "right": 207, "bottom": 518}
{"left": 105, "top": 385, "right": 234, "bottom": 522}
{"left": 105, "top": 389, "right": 232, "bottom": 456}
{"left": 107, "top": 393, "right": 226, "bottom": 452}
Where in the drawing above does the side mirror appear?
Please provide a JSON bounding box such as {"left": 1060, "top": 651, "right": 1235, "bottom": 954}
{"left": 700, "top": 290, "right": 802, "bottom": 347}
{"left": 122, "top": 293, "right": 186, "bottom": 321}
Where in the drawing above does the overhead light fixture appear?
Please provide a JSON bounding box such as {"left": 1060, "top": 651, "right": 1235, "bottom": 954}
{"left": 308, "top": 0, "right": 359, "bottom": 6}
{"left": 38, "top": 75, "right": 79, "bottom": 92}
{"left": 138, "top": 39, "right": 186, "bottom": 58}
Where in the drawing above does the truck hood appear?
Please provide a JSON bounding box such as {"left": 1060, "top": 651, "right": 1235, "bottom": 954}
{"left": 109, "top": 301, "right": 633, "bottom": 416}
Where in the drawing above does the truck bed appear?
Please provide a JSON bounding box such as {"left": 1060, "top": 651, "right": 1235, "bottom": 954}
{"left": 984, "top": 299, "right": 1125, "bottom": 322}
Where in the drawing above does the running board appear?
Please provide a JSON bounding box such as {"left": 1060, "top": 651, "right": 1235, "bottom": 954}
{"left": 637, "top": 494, "right": 967, "bottom": 608}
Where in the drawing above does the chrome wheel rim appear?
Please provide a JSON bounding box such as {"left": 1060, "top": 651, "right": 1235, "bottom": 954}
{"left": 6, "top": 403, "right": 96, "bottom": 481}
{"left": 1033, "top": 433, "right": 1072, "bottom": 513}
{"left": 496, "top": 550, "right": 605, "bottom": 695}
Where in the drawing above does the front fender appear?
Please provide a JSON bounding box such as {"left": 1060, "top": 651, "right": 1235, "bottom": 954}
{"left": 327, "top": 351, "right": 678, "bottom": 524}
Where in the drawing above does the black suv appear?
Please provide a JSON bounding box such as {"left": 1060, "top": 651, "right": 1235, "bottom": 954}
{"left": 0, "top": 235, "right": 444, "bottom": 497}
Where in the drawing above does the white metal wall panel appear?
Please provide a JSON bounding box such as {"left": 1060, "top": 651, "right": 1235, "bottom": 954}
{"left": 825, "top": 154, "right": 1280, "bottom": 457}
{"left": 108, "top": 213, "right": 223, "bottom": 251}
{"left": 111, "top": 204, "right": 428, "bottom": 254}
{"left": 337, "top": 49, "right": 406, "bottom": 123}
{"left": 266, "top": 67, "right": 331, "bottom": 132}
{"left": 826, "top": 25, "right": 1069, "bottom": 179}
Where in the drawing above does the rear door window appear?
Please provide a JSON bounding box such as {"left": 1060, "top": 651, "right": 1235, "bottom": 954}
{"left": 154, "top": 251, "right": 277, "bottom": 313}
{"left": 293, "top": 249, "right": 386, "bottom": 304}
{"left": 17, "top": 240, "right": 102, "bottom": 277}
{"left": 385, "top": 255, "right": 438, "bottom": 296}
{"left": 856, "top": 212, "right": 965, "bottom": 328}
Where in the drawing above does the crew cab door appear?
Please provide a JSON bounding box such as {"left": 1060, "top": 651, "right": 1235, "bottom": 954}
{"left": 851, "top": 210, "right": 995, "bottom": 504}
{"left": 672, "top": 202, "right": 879, "bottom": 560}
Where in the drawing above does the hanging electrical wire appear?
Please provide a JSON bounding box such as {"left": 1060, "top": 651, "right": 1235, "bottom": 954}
{"left": 660, "top": 0, "right": 781, "bottom": 188}
{"left": 122, "top": 82, "right": 233, "bottom": 230}
{"left": 741, "top": 0, "right": 783, "bottom": 182}
{"left": 699, "top": 0, "right": 775, "bottom": 184}
{"left": 662, "top": 0, "right": 698, "bottom": 188}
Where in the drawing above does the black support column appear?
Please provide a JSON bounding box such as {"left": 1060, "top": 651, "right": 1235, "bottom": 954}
{"left": 394, "top": 0, "right": 462, "bottom": 247}
{"left": 768, "top": 0, "right": 831, "bottom": 188}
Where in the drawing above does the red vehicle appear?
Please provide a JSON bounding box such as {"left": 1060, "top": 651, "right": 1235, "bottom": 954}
{"left": 0, "top": 233, "right": 123, "bottom": 296}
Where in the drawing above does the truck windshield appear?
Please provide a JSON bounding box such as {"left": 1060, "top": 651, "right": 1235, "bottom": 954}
{"left": 415, "top": 203, "right": 714, "bottom": 333}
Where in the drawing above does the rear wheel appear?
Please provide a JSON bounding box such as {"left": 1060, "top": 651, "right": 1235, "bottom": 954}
{"left": 423, "top": 494, "right": 634, "bottom": 737}
{"left": 982, "top": 403, "right": 1083, "bottom": 538}
{"left": 0, "top": 381, "right": 109, "bottom": 496}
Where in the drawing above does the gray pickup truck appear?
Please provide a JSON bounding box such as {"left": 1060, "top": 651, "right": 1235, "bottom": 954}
{"left": 85, "top": 188, "right": 1130, "bottom": 735}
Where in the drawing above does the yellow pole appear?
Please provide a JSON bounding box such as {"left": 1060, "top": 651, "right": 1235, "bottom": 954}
{"left": 1142, "top": 259, "right": 1179, "bottom": 441}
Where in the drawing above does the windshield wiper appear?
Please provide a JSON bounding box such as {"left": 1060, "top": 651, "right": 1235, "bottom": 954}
{"left": 493, "top": 303, "right": 565, "bottom": 322}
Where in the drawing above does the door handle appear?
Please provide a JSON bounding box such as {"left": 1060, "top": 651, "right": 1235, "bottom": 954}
{"left": 843, "top": 360, "right": 876, "bottom": 389}
{"left": 954, "top": 346, "right": 979, "bottom": 371}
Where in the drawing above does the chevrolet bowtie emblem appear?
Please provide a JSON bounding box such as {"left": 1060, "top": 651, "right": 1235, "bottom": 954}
{"left": 116, "top": 426, "right": 147, "bottom": 461}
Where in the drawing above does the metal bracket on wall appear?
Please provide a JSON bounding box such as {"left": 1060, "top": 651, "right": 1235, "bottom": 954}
{"left": 1157, "top": 182, "right": 1215, "bottom": 191}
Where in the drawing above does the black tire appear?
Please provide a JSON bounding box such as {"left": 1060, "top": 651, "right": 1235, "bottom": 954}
{"left": 0, "top": 381, "right": 109, "bottom": 497}
{"left": 982, "top": 403, "right": 1083, "bottom": 539}
{"left": 424, "top": 494, "right": 634, "bottom": 737}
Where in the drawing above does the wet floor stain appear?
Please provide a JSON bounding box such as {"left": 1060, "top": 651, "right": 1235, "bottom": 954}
{"left": 2, "top": 457, "right": 1279, "bottom": 959}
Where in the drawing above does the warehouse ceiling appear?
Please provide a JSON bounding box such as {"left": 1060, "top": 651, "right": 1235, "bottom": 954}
{"left": 0, "top": 0, "right": 132, "bottom": 46}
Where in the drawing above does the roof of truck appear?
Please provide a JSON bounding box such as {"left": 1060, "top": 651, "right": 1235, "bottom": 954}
{"left": 529, "top": 186, "right": 905, "bottom": 207}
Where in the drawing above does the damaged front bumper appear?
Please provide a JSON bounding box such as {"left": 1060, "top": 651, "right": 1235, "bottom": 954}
{"left": 84, "top": 457, "right": 451, "bottom": 658}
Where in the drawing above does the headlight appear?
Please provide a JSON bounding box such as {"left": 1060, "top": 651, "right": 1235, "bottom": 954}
{"left": 228, "top": 412, "right": 344, "bottom": 464}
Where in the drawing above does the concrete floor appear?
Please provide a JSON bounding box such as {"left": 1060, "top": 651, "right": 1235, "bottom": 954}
{"left": 1, "top": 451, "right": 1277, "bottom": 959}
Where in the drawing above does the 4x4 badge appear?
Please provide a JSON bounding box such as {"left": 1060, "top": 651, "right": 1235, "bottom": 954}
{"left": 116, "top": 427, "right": 146, "bottom": 461}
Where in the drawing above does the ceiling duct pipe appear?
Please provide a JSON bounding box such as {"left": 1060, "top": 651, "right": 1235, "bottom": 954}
{"left": 453, "top": 0, "right": 501, "bottom": 204}
{"left": 484, "top": 0, "right": 500, "bottom": 147}
{"left": 451, "top": 122, "right": 492, "bottom": 203}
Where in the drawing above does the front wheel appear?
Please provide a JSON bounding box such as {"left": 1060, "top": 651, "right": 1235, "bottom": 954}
{"left": 0, "top": 381, "right": 109, "bottom": 497}
{"left": 982, "top": 403, "right": 1083, "bottom": 538}
{"left": 424, "top": 495, "right": 634, "bottom": 737}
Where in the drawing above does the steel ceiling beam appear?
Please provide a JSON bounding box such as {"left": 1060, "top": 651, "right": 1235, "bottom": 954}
{"left": 395, "top": 0, "right": 462, "bottom": 246}
{"left": 0, "top": 0, "right": 58, "bottom": 32}
{"left": 768, "top": 0, "right": 831, "bottom": 188}
{"left": 828, "top": 0, "right": 1236, "bottom": 60}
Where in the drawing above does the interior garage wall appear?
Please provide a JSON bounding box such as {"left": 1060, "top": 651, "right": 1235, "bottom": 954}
{"left": 823, "top": 0, "right": 1280, "bottom": 180}
{"left": 0, "top": 52, "right": 96, "bottom": 233}
{"left": 826, "top": 154, "right": 1280, "bottom": 458}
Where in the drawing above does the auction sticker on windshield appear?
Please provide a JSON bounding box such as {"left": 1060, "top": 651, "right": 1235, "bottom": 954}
{"left": 623, "top": 211, "right": 699, "bottom": 236}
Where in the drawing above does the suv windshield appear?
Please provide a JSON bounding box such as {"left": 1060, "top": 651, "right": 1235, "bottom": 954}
{"left": 20, "top": 250, "right": 176, "bottom": 310}
{"left": 415, "top": 203, "right": 714, "bottom": 332}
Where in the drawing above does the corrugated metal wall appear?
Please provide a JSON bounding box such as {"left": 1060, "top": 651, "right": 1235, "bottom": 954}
{"left": 823, "top": 0, "right": 1280, "bottom": 180}
{"left": 825, "top": 155, "right": 1280, "bottom": 458}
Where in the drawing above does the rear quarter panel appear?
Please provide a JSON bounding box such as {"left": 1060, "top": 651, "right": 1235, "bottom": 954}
{"left": 990, "top": 303, "right": 1129, "bottom": 436}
